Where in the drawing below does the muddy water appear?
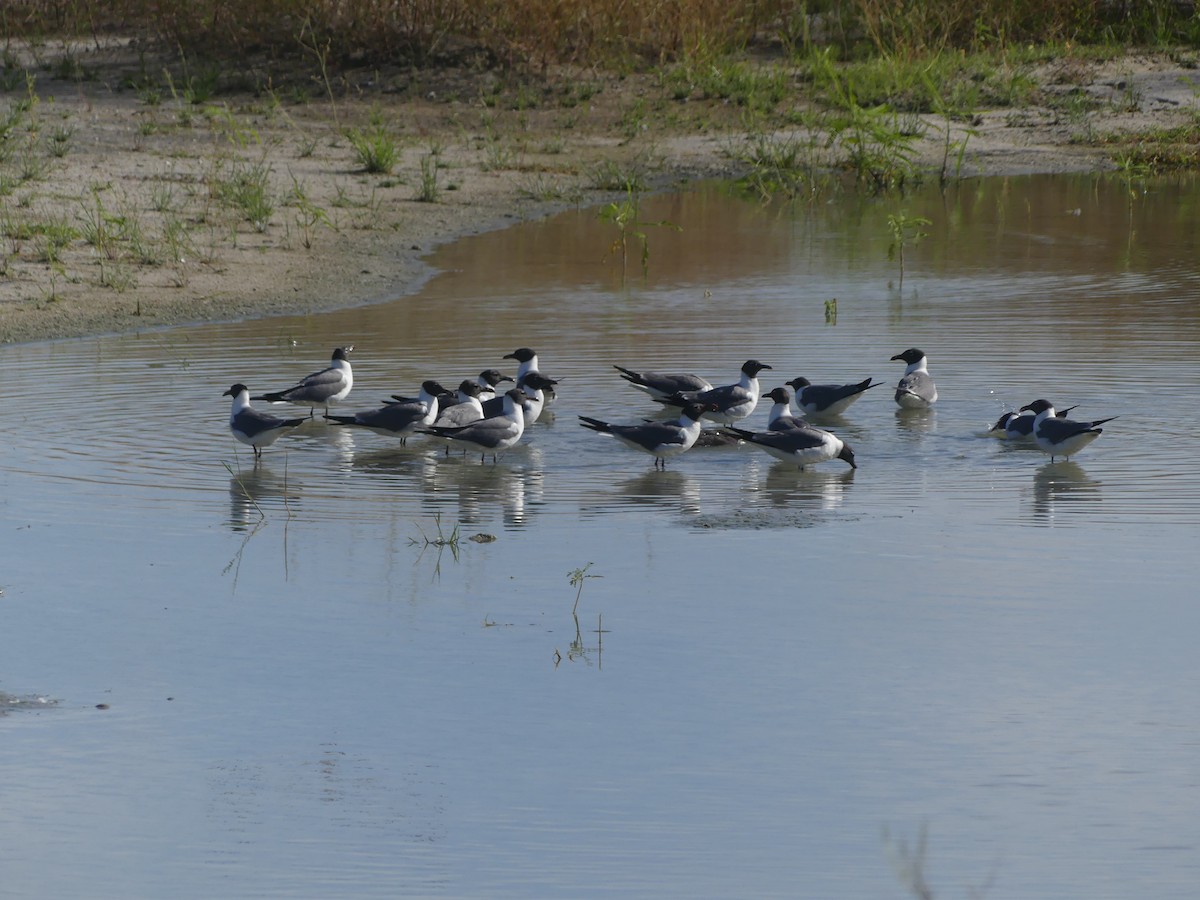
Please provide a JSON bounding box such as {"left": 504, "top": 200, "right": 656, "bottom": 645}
{"left": 2, "top": 174, "right": 1199, "bottom": 898}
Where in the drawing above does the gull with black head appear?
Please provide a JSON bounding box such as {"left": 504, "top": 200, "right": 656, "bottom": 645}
{"left": 325, "top": 380, "right": 447, "bottom": 444}
{"left": 890, "top": 348, "right": 937, "bottom": 409}
{"left": 660, "top": 359, "right": 772, "bottom": 425}
{"left": 224, "top": 383, "right": 306, "bottom": 461}
{"left": 786, "top": 375, "right": 882, "bottom": 417}
{"left": 252, "top": 346, "right": 353, "bottom": 417}
{"left": 1020, "top": 399, "right": 1117, "bottom": 461}
{"left": 579, "top": 402, "right": 714, "bottom": 469}
{"left": 723, "top": 421, "right": 857, "bottom": 471}
{"left": 422, "top": 388, "right": 528, "bottom": 463}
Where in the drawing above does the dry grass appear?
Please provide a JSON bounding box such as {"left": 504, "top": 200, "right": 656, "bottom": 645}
{"left": 4, "top": 1, "right": 1199, "bottom": 79}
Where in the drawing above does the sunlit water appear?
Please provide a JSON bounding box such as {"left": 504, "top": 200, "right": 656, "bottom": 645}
{"left": 2, "top": 175, "right": 1199, "bottom": 898}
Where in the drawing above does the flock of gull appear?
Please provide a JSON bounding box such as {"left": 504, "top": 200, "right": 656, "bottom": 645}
{"left": 223, "top": 346, "right": 1117, "bottom": 467}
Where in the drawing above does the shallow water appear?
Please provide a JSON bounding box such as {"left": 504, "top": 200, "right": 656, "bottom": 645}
{"left": 2, "top": 174, "right": 1200, "bottom": 898}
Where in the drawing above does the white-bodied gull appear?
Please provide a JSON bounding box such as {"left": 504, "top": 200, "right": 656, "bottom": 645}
{"left": 481, "top": 371, "right": 558, "bottom": 425}
{"left": 224, "top": 383, "right": 306, "bottom": 460}
{"left": 786, "top": 375, "right": 882, "bottom": 417}
{"left": 1020, "top": 399, "right": 1116, "bottom": 461}
{"left": 253, "top": 346, "right": 353, "bottom": 416}
{"left": 990, "top": 404, "right": 1077, "bottom": 440}
{"left": 503, "top": 347, "right": 557, "bottom": 404}
{"left": 579, "top": 402, "right": 713, "bottom": 469}
{"left": 422, "top": 388, "right": 527, "bottom": 462}
{"left": 325, "top": 380, "right": 446, "bottom": 443}
{"left": 613, "top": 365, "right": 714, "bottom": 401}
{"left": 660, "top": 359, "right": 772, "bottom": 425}
{"left": 891, "top": 348, "right": 937, "bottom": 408}
{"left": 761, "top": 386, "right": 809, "bottom": 432}
{"left": 723, "top": 421, "right": 857, "bottom": 470}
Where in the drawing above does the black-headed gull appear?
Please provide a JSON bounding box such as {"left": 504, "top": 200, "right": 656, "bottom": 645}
{"left": 253, "top": 347, "right": 353, "bottom": 416}
{"left": 224, "top": 383, "right": 306, "bottom": 460}
{"left": 891, "top": 348, "right": 937, "bottom": 408}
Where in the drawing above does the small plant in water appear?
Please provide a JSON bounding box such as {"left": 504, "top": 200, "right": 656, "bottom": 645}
{"left": 568, "top": 562, "right": 601, "bottom": 616}
{"left": 886, "top": 212, "right": 931, "bottom": 290}
{"left": 598, "top": 180, "right": 680, "bottom": 281}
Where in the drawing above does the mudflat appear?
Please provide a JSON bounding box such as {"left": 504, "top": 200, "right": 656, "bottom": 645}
{"left": 2, "top": 45, "right": 1196, "bottom": 345}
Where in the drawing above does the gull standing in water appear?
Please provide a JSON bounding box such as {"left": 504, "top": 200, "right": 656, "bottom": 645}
{"left": 890, "top": 348, "right": 937, "bottom": 409}
{"left": 224, "top": 383, "right": 306, "bottom": 460}
{"left": 613, "top": 364, "right": 714, "bottom": 401}
{"left": 660, "top": 360, "right": 772, "bottom": 425}
{"left": 422, "top": 388, "right": 528, "bottom": 462}
{"left": 761, "top": 386, "right": 809, "bottom": 432}
{"left": 578, "top": 402, "right": 713, "bottom": 469}
{"left": 990, "top": 404, "right": 1077, "bottom": 440}
{"left": 253, "top": 347, "right": 353, "bottom": 417}
{"left": 786, "top": 375, "right": 882, "bottom": 417}
{"left": 1021, "top": 399, "right": 1117, "bottom": 461}
{"left": 324, "top": 380, "right": 447, "bottom": 444}
{"left": 723, "top": 421, "right": 857, "bottom": 471}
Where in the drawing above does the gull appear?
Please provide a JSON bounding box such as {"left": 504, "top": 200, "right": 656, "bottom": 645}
{"left": 786, "top": 375, "right": 883, "bottom": 417}
{"left": 723, "top": 421, "right": 857, "bottom": 470}
{"left": 761, "top": 386, "right": 809, "bottom": 432}
{"left": 421, "top": 388, "right": 527, "bottom": 462}
{"left": 324, "top": 380, "right": 446, "bottom": 443}
{"left": 613, "top": 364, "right": 714, "bottom": 401}
{"left": 1020, "top": 399, "right": 1117, "bottom": 461}
{"left": 427, "top": 381, "right": 486, "bottom": 456}
{"left": 432, "top": 381, "right": 485, "bottom": 428}
{"left": 481, "top": 371, "right": 558, "bottom": 426}
{"left": 990, "top": 404, "right": 1077, "bottom": 440}
{"left": 504, "top": 347, "right": 557, "bottom": 404}
{"left": 660, "top": 359, "right": 772, "bottom": 425}
{"left": 475, "top": 368, "right": 514, "bottom": 402}
{"left": 579, "top": 402, "right": 713, "bottom": 469}
{"left": 252, "top": 347, "right": 353, "bottom": 416}
{"left": 223, "top": 383, "right": 306, "bottom": 460}
{"left": 891, "top": 348, "right": 937, "bottom": 408}
{"left": 393, "top": 370, "right": 509, "bottom": 407}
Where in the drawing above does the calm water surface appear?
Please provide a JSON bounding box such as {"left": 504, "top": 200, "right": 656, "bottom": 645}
{"left": 2, "top": 175, "right": 1199, "bottom": 898}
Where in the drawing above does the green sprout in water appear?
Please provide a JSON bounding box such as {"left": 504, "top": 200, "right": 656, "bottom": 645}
{"left": 568, "top": 562, "right": 602, "bottom": 616}
{"left": 597, "top": 180, "right": 680, "bottom": 282}
{"left": 886, "top": 212, "right": 931, "bottom": 291}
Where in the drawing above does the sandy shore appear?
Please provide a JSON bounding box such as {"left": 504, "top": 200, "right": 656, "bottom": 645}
{"left": 2, "top": 50, "right": 1196, "bottom": 345}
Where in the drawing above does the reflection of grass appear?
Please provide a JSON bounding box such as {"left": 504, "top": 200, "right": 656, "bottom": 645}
{"left": 222, "top": 460, "right": 266, "bottom": 519}
{"left": 410, "top": 514, "right": 462, "bottom": 578}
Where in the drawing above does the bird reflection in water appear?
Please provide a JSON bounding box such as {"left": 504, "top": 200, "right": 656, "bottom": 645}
{"left": 760, "top": 461, "right": 856, "bottom": 511}
{"left": 1029, "top": 461, "right": 1102, "bottom": 524}
{"left": 418, "top": 447, "right": 545, "bottom": 528}
{"left": 226, "top": 465, "right": 301, "bottom": 532}
{"left": 612, "top": 469, "right": 703, "bottom": 517}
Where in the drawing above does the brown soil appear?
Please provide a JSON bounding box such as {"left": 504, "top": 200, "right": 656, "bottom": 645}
{"left": 1, "top": 46, "right": 1197, "bottom": 345}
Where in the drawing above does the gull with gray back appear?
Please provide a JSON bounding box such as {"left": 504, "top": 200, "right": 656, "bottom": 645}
{"left": 252, "top": 347, "right": 354, "bottom": 417}
{"left": 224, "top": 383, "right": 306, "bottom": 460}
